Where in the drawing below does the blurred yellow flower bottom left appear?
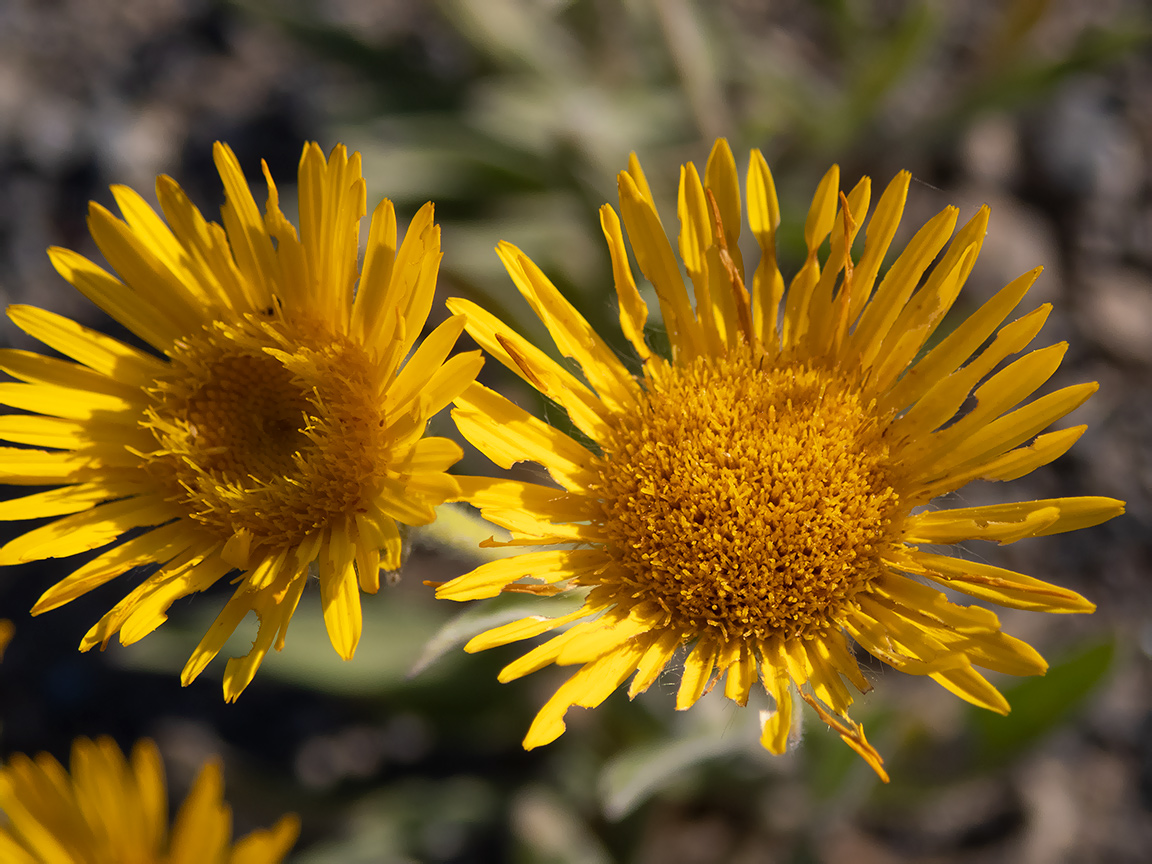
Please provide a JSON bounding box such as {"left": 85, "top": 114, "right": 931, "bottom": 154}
{"left": 0, "top": 737, "right": 297, "bottom": 863}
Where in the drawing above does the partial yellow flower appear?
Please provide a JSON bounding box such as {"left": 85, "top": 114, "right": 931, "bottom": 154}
{"left": 0, "top": 142, "right": 482, "bottom": 699}
{"left": 437, "top": 139, "right": 1124, "bottom": 779}
{"left": 0, "top": 736, "right": 298, "bottom": 863}
{"left": 0, "top": 619, "right": 12, "bottom": 661}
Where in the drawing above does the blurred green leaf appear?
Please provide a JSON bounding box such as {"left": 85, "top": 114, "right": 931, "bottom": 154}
{"left": 410, "top": 588, "right": 587, "bottom": 678}
{"left": 971, "top": 638, "right": 1115, "bottom": 767}
{"left": 598, "top": 732, "right": 746, "bottom": 819}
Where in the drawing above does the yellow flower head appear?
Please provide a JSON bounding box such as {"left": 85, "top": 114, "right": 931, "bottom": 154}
{"left": 437, "top": 140, "right": 1125, "bottom": 779}
{"left": 0, "top": 142, "right": 482, "bottom": 700}
{"left": 0, "top": 736, "right": 298, "bottom": 863}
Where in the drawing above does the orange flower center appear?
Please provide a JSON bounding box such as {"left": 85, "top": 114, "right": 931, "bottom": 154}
{"left": 142, "top": 314, "right": 390, "bottom": 559}
{"left": 594, "top": 350, "right": 903, "bottom": 641}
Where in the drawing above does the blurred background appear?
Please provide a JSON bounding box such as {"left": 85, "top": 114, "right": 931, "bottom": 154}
{"left": 0, "top": 0, "right": 1150, "bottom": 861}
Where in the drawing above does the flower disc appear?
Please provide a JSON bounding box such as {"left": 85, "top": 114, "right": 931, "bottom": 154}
{"left": 596, "top": 351, "right": 902, "bottom": 641}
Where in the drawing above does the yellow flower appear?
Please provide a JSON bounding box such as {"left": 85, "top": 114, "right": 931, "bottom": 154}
{"left": 437, "top": 140, "right": 1124, "bottom": 779}
{"left": 0, "top": 143, "right": 482, "bottom": 699}
{"left": 0, "top": 736, "right": 298, "bottom": 863}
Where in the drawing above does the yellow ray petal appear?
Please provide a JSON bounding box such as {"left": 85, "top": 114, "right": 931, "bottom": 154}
{"left": 86, "top": 202, "right": 210, "bottom": 327}
{"left": 436, "top": 549, "right": 605, "bottom": 601}
{"left": 230, "top": 815, "right": 301, "bottom": 864}
{"left": 869, "top": 207, "right": 989, "bottom": 389}
{"left": 156, "top": 174, "right": 250, "bottom": 314}
{"left": 350, "top": 203, "right": 396, "bottom": 343}
{"left": 757, "top": 640, "right": 793, "bottom": 755}
{"left": 705, "top": 139, "right": 743, "bottom": 274}
{"left": 627, "top": 627, "right": 684, "bottom": 698}
{"left": 905, "top": 496, "right": 1125, "bottom": 544}
{"left": 0, "top": 447, "right": 110, "bottom": 484}
{"left": 918, "top": 426, "right": 1086, "bottom": 500}
{"left": 797, "top": 690, "right": 889, "bottom": 782}
{"left": 7, "top": 305, "right": 166, "bottom": 384}
{"left": 298, "top": 142, "right": 364, "bottom": 322}
{"left": 223, "top": 580, "right": 302, "bottom": 700}
{"left": 892, "top": 305, "right": 1051, "bottom": 446}
{"left": 883, "top": 267, "right": 1042, "bottom": 414}
{"left": 721, "top": 642, "right": 757, "bottom": 706}
{"left": 847, "top": 170, "right": 911, "bottom": 325}
{"left": 0, "top": 381, "right": 139, "bottom": 422}
{"left": 848, "top": 205, "right": 958, "bottom": 368}
{"left": 0, "top": 481, "right": 140, "bottom": 521}
{"left": 447, "top": 296, "right": 611, "bottom": 441}
{"left": 599, "top": 204, "right": 651, "bottom": 361}
{"left": 117, "top": 554, "right": 234, "bottom": 648}
{"left": 213, "top": 141, "right": 276, "bottom": 310}
{"left": 47, "top": 247, "right": 182, "bottom": 350}
{"left": 384, "top": 314, "right": 467, "bottom": 412}
{"left": 911, "top": 550, "right": 1095, "bottom": 613}
{"left": 617, "top": 171, "right": 705, "bottom": 359}
{"left": 181, "top": 588, "right": 255, "bottom": 687}
{"left": 167, "top": 759, "right": 230, "bottom": 864}
{"left": 497, "top": 243, "right": 638, "bottom": 413}
{"left": 676, "top": 636, "right": 719, "bottom": 710}
{"left": 452, "top": 382, "right": 596, "bottom": 490}
{"left": 498, "top": 609, "right": 634, "bottom": 680}
{"left": 129, "top": 740, "right": 167, "bottom": 857}
{"left": 0, "top": 347, "right": 145, "bottom": 400}
{"left": 678, "top": 162, "right": 725, "bottom": 351}
{"left": 782, "top": 165, "right": 839, "bottom": 347}
{"left": 0, "top": 496, "right": 182, "bottom": 565}
{"left": 464, "top": 607, "right": 590, "bottom": 654}
{"left": 746, "top": 149, "right": 785, "bottom": 346}
{"left": 319, "top": 530, "right": 362, "bottom": 661}
{"left": 523, "top": 640, "right": 648, "bottom": 749}
{"left": 923, "top": 384, "right": 1096, "bottom": 482}
{"left": 930, "top": 664, "right": 1010, "bottom": 714}
{"left": 0, "top": 414, "right": 151, "bottom": 451}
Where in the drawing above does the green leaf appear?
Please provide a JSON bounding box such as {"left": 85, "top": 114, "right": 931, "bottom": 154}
{"left": 971, "top": 638, "right": 1115, "bottom": 767}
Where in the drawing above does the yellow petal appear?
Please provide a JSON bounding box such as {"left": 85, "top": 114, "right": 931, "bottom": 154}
{"left": 7, "top": 305, "right": 166, "bottom": 384}
{"left": 47, "top": 247, "right": 181, "bottom": 350}
{"left": 848, "top": 205, "right": 958, "bottom": 369}
{"left": 0, "top": 495, "right": 182, "bottom": 565}
{"left": 320, "top": 529, "right": 362, "bottom": 661}
{"left": 167, "top": 759, "right": 230, "bottom": 864}
{"left": 497, "top": 242, "right": 638, "bottom": 413}
{"left": 351, "top": 197, "right": 398, "bottom": 344}
{"left": 32, "top": 520, "right": 195, "bottom": 614}
{"left": 848, "top": 169, "right": 910, "bottom": 325}
{"left": 436, "top": 549, "right": 604, "bottom": 601}
{"left": 617, "top": 171, "right": 704, "bottom": 359}
{"left": 213, "top": 141, "right": 276, "bottom": 310}
{"left": 912, "top": 550, "right": 1095, "bottom": 613}
{"left": 883, "top": 267, "right": 1042, "bottom": 414}
{"left": 599, "top": 204, "right": 651, "bottom": 361}
{"left": 523, "top": 641, "right": 647, "bottom": 749}
{"left": 931, "top": 664, "right": 1010, "bottom": 714}
{"left": 627, "top": 628, "right": 683, "bottom": 698}
{"left": 230, "top": 814, "right": 301, "bottom": 864}
{"left": 905, "top": 497, "right": 1125, "bottom": 544}
{"left": 447, "top": 296, "right": 611, "bottom": 441}
{"left": 676, "top": 636, "right": 719, "bottom": 710}
{"left": 452, "top": 382, "right": 595, "bottom": 490}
